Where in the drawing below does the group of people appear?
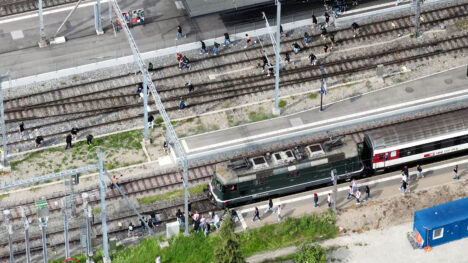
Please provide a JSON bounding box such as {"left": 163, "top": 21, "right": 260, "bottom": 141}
{"left": 128, "top": 213, "right": 160, "bottom": 237}
{"left": 24, "top": 121, "right": 94, "bottom": 149}
{"left": 176, "top": 208, "right": 229, "bottom": 237}
{"left": 346, "top": 179, "right": 370, "bottom": 205}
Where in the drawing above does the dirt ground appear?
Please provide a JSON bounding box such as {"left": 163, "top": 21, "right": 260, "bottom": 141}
{"left": 335, "top": 179, "right": 468, "bottom": 233}
{"left": 326, "top": 179, "right": 468, "bottom": 262}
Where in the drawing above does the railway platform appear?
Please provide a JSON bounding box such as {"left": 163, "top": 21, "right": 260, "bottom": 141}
{"left": 238, "top": 154, "right": 468, "bottom": 263}
{"left": 181, "top": 65, "right": 468, "bottom": 165}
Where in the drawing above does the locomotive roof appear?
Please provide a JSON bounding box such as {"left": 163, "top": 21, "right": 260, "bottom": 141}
{"left": 365, "top": 109, "right": 468, "bottom": 152}
{"left": 215, "top": 135, "right": 358, "bottom": 185}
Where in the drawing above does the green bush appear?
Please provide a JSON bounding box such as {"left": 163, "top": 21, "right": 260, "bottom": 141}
{"left": 278, "top": 100, "right": 287, "bottom": 108}
{"left": 294, "top": 243, "right": 327, "bottom": 263}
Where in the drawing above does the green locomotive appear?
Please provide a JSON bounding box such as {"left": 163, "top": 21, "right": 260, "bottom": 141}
{"left": 209, "top": 136, "right": 364, "bottom": 208}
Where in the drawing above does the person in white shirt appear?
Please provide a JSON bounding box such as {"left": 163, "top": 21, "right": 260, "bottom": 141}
{"left": 327, "top": 193, "right": 332, "bottom": 207}
{"left": 276, "top": 205, "right": 282, "bottom": 221}
{"left": 355, "top": 189, "right": 361, "bottom": 204}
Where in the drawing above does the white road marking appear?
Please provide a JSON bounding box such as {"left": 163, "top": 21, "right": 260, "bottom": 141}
{"left": 10, "top": 30, "right": 24, "bottom": 40}
{"left": 181, "top": 139, "right": 189, "bottom": 152}
{"left": 0, "top": 0, "right": 110, "bottom": 25}
{"left": 174, "top": 1, "right": 185, "bottom": 10}
{"left": 186, "top": 89, "right": 468, "bottom": 153}
{"left": 239, "top": 158, "right": 468, "bottom": 224}
{"left": 237, "top": 212, "right": 248, "bottom": 230}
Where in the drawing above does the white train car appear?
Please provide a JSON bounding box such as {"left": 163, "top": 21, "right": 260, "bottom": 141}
{"left": 364, "top": 109, "right": 468, "bottom": 170}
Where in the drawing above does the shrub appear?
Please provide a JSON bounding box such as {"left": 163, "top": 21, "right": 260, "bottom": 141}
{"left": 294, "top": 243, "right": 327, "bottom": 263}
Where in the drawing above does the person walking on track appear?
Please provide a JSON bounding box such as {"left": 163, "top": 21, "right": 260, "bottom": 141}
{"left": 224, "top": 32, "right": 231, "bottom": 46}
{"left": 65, "top": 134, "right": 72, "bottom": 149}
{"left": 19, "top": 122, "right": 25, "bottom": 137}
{"left": 200, "top": 41, "right": 207, "bottom": 54}
{"left": 352, "top": 22, "right": 360, "bottom": 37}
{"left": 244, "top": 34, "right": 253, "bottom": 48}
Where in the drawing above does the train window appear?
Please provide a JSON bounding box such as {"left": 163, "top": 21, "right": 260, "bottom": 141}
{"left": 433, "top": 228, "right": 444, "bottom": 240}
{"left": 253, "top": 157, "right": 266, "bottom": 165}
{"left": 309, "top": 145, "right": 322, "bottom": 152}
{"left": 390, "top": 151, "right": 397, "bottom": 158}
{"left": 379, "top": 154, "right": 384, "bottom": 160}
{"left": 441, "top": 138, "right": 454, "bottom": 148}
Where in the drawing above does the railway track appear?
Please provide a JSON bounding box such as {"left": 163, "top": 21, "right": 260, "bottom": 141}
{"left": 4, "top": 2, "right": 468, "bottom": 153}
{"left": 0, "top": 164, "right": 215, "bottom": 259}
{"left": 0, "top": 3, "right": 467, "bottom": 259}
{"left": 0, "top": 0, "right": 338, "bottom": 18}
{"left": 0, "top": 0, "right": 78, "bottom": 17}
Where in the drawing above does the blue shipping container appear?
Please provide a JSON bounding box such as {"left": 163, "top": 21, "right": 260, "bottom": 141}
{"left": 413, "top": 197, "right": 468, "bottom": 248}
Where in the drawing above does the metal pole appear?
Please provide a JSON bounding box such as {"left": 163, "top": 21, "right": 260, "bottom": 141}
{"left": 82, "top": 193, "right": 93, "bottom": 257}
{"left": 97, "top": 148, "right": 110, "bottom": 262}
{"left": 40, "top": 217, "right": 48, "bottom": 263}
{"left": 108, "top": 0, "right": 113, "bottom": 24}
{"left": 413, "top": 0, "right": 421, "bottom": 37}
{"left": 3, "top": 210, "right": 14, "bottom": 263}
{"left": 38, "top": 0, "right": 47, "bottom": 47}
{"left": 38, "top": 0, "right": 46, "bottom": 39}
{"left": 111, "top": 0, "right": 191, "bottom": 240}
{"left": 272, "top": 0, "right": 281, "bottom": 116}
{"left": 20, "top": 207, "right": 31, "bottom": 263}
{"left": 0, "top": 75, "right": 8, "bottom": 167}
{"left": 320, "top": 91, "right": 323, "bottom": 112}
{"left": 143, "top": 76, "right": 149, "bottom": 141}
{"left": 331, "top": 169, "right": 337, "bottom": 213}
{"left": 53, "top": 0, "right": 83, "bottom": 37}
{"left": 62, "top": 198, "right": 70, "bottom": 259}
{"left": 183, "top": 164, "right": 189, "bottom": 236}
{"left": 94, "top": 0, "right": 103, "bottom": 35}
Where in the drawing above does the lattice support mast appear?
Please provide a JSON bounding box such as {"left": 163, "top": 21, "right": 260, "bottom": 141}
{"left": 111, "top": 0, "right": 190, "bottom": 236}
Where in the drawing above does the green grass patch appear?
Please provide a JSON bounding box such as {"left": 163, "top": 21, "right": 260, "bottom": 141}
{"left": 155, "top": 117, "right": 164, "bottom": 125}
{"left": 278, "top": 100, "right": 287, "bottom": 108}
{"left": 124, "top": 211, "right": 335, "bottom": 262}
{"left": 455, "top": 20, "right": 468, "bottom": 31}
{"left": 248, "top": 111, "right": 272, "bottom": 122}
{"left": 309, "top": 93, "right": 318, "bottom": 99}
{"left": 51, "top": 211, "right": 337, "bottom": 263}
{"left": 30, "top": 187, "right": 41, "bottom": 192}
{"left": 138, "top": 184, "right": 208, "bottom": 204}
{"left": 93, "top": 207, "right": 102, "bottom": 214}
{"left": 0, "top": 193, "right": 9, "bottom": 200}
